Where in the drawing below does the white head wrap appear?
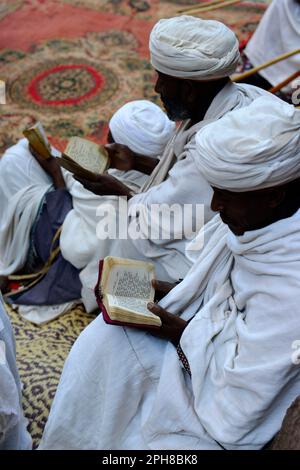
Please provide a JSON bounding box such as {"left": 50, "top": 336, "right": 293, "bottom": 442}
{"left": 149, "top": 15, "right": 240, "bottom": 81}
{"left": 109, "top": 100, "right": 176, "bottom": 157}
{"left": 192, "top": 96, "right": 300, "bottom": 191}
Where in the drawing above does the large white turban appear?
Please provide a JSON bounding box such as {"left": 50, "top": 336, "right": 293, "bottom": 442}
{"left": 149, "top": 15, "right": 240, "bottom": 81}
{"left": 192, "top": 96, "right": 300, "bottom": 191}
{"left": 109, "top": 100, "right": 176, "bottom": 157}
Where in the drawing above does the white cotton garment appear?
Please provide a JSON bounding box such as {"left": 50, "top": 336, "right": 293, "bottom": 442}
{"left": 245, "top": 0, "right": 300, "bottom": 87}
{"left": 150, "top": 15, "right": 240, "bottom": 80}
{"left": 39, "top": 210, "right": 300, "bottom": 450}
{"left": 0, "top": 139, "right": 53, "bottom": 275}
{"left": 191, "top": 95, "right": 300, "bottom": 191}
{"left": 0, "top": 294, "right": 32, "bottom": 449}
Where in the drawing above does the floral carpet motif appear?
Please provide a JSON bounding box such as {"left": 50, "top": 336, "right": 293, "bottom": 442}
{"left": 0, "top": 0, "right": 269, "bottom": 449}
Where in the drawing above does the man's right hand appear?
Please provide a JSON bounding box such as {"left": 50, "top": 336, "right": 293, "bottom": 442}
{"left": 152, "top": 279, "right": 177, "bottom": 302}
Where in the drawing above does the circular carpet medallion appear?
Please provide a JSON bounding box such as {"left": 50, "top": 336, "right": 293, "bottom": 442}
{"left": 10, "top": 59, "right": 118, "bottom": 112}
{"left": 0, "top": 30, "right": 155, "bottom": 150}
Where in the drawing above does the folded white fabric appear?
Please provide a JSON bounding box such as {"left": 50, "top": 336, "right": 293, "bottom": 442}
{"left": 192, "top": 95, "right": 300, "bottom": 191}
{"left": 109, "top": 100, "right": 175, "bottom": 157}
{"left": 149, "top": 15, "right": 240, "bottom": 80}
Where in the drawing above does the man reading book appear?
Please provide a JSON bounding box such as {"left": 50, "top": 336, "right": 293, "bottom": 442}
{"left": 39, "top": 97, "right": 300, "bottom": 450}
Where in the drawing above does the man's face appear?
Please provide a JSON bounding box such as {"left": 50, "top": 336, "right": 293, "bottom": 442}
{"left": 211, "top": 186, "right": 281, "bottom": 236}
{"left": 154, "top": 71, "right": 191, "bottom": 121}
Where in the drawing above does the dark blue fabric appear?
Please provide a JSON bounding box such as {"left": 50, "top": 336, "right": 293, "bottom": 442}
{"left": 11, "top": 189, "right": 82, "bottom": 306}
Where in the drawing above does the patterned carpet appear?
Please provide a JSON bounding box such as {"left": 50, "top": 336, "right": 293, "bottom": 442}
{"left": 0, "top": 0, "right": 269, "bottom": 449}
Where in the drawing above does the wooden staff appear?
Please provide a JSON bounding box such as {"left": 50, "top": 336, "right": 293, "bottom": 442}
{"left": 268, "top": 70, "right": 300, "bottom": 94}
{"left": 178, "top": 0, "right": 241, "bottom": 15}
{"left": 232, "top": 49, "right": 300, "bottom": 82}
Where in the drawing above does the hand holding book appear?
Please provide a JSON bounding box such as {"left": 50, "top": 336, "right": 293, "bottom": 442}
{"left": 95, "top": 256, "right": 188, "bottom": 344}
{"left": 74, "top": 173, "right": 133, "bottom": 197}
{"left": 146, "top": 302, "right": 188, "bottom": 346}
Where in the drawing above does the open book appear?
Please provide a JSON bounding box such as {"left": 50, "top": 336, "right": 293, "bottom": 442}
{"left": 95, "top": 256, "right": 161, "bottom": 328}
{"left": 57, "top": 137, "right": 110, "bottom": 181}
{"left": 23, "top": 121, "right": 52, "bottom": 159}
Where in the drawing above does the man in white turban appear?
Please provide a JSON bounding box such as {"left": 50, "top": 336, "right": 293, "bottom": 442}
{"left": 149, "top": 14, "right": 240, "bottom": 82}
{"left": 39, "top": 97, "right": 300, "bottom": 450}
{"left": 76, "top": 15, "right": 272, "bottom": 303}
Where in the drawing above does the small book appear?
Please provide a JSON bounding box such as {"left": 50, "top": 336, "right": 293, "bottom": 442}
{"left": 57, "top": 137, "right": 110, "bottom": 181}
{"left": 95, "top": 256, "right": 161, "bottom": 328}
{"left": 23, "top": 121, "right": 52, "bottom": 159}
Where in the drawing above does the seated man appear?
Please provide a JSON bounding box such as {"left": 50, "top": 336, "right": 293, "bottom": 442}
{"left": 0, "top": 293, "right": 32, "bottom": 449}
{"left": 0, "top": 101, "right": 175, "bottom": 318}
{"left": 39, "top": 96, "right": 300, "bottom": 450}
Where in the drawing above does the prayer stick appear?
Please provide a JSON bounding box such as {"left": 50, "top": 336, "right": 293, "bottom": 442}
{"left": 232, "top": 49, "right": 300, "bottom": 82}
{"left": 177, "top": 0, "right": 241, "bottom": 15}
{"left": 268, "top": 70, "right": 300, "bottom": 94}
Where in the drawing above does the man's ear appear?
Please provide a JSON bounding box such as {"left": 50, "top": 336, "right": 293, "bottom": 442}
{"left": 268, "top": 188, "right": 286, "bottom": 208}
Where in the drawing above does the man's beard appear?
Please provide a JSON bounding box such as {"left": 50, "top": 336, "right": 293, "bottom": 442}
{"left": 161, "top": 96, "right": 191, "bottom": 121}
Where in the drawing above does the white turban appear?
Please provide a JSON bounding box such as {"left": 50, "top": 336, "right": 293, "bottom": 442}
{"left": 192, "top": 96, "right": 300, "bottom": 191}
{"left": 149, "top": 15, "right": 240, "bottom": 81}
{"left": 109, "top": 100, "right": 176, "bottom": 157}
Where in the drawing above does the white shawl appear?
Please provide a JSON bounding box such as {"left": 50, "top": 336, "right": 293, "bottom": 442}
{"left": 0, "top": 139, "right": 53, "bottom": 275}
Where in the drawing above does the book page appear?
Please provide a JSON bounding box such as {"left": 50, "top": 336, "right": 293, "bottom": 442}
{"left": 106, "top": 294, "right": 155, "bottom": 317}
{"left": 64, "top": 137, "right": 108, "bottom": 174}
{"left": 107, "top": 264, "right": 154, "bottom": 300}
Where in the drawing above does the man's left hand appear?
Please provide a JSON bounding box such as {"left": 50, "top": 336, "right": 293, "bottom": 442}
{"left": 74, "top": 174, "right": 132, "bottom": 197}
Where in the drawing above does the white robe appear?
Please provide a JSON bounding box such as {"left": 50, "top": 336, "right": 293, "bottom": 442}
{"left": 0, "top": 293, "right": 32, "bottom": 449}
{"left": 0, "top": 139, "right": 53, "bottom": 276}
{"left": 39, "top": 210, "right": 300, "bottom": 450}
{"left": 245, "top": 0, "right": 300, "bottom": 87}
